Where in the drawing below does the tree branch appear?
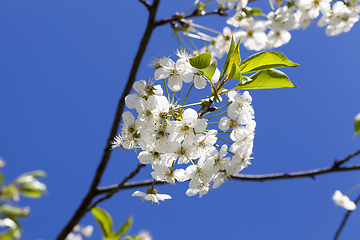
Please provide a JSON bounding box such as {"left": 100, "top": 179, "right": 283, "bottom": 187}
{"left": 155, "top": 7, "right": 229, "bottom": 27}
{"left": 55, "top": 1, "right": 160, "bottom": 239}
{"left": 139, "top": 0, "right": 151, "bottom": 11}
{"left": 89, "top": 164, "right": 146, "bottom": 209}
{"left": 97, "top": 148, "right": 360, "bottom": 193}
{"left": 334, "top": 193, "right": 360, "bottom": 240}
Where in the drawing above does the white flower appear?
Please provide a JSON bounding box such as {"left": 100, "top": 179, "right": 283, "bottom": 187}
{"left": 137, "top": 230, "right": 152, "bottom": 240}
{"left": 81, "top": 225, "right": 93, "bottom": 237}
{"left": 296, "top": 0, "right": 331, "bottom": 19}
{"left": 111, "top": 134, "right": 123, "bottom": 150}
{"left": 0, "top": 218, "right": 17, "bottom": 229}
{"left": 132, "top": 189, "right": 171, "bottom": 205}
{"left": 201, "top": 27, "right": 233, "bottom": 59}
{"left": 65, "top": 233, "right": 82, "bottom": 240}
{"left": 267, "top": 29, "right": 291, "bottom": 49}
{"left": 125, "top": 80, "right": 163, "bottom": 109}
{"left": 318, "top": 1, "right": 360, "bottom": 36}
{"left": 332, "top": 190, "right": 356, "bottom": 210}
{"left": 151, "top": 164, "right": 188, "bottom": 184}
{"left": 154, "top": 57, "right": 195, "bottom": 92}
{"left": 233, "top": 19, "right": 268, "bottom": 51}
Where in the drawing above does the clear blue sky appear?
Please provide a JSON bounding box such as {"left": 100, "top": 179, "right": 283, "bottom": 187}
{"left": 1, "top": 1, "right": 360, "bottom": 239}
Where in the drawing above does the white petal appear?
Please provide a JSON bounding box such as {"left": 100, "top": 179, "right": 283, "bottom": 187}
{"left": 168, "top": 75, "right": 183, "bottom": 92}
{"left": 122, "top": 111, "right": 135, "bottom": 126}
{"left": 194, "top": 75, "right": 207, "bottom": 89}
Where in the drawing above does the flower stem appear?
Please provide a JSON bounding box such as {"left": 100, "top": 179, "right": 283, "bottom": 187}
{"left": 207, "top": 111, "right": 227, "bottom": 120}
{"left": 183, "top": 83, "right": 194, "bottom": 106}
{"left": 214, "top": 144, "right": 235, "bottom": 155}
{"left": 216, "top": 136, "right": 233, "bottom": 145}
{"left": 163, "top": 79, "right": 170, "bottom": 102}
{"left": 345, "top": 183, "right": 360, "bottom": 196}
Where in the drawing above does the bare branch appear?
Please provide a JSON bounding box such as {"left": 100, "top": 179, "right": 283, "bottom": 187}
{"left": 90, "top": 164, "right": 146, "bottom": 209}
{"left": 334, "top": 193, "right": 360, "bottom": 240}
{"left": 55, "top": 1, "right": 160, "bottom": 239}
{"left": 333, "top": 149, "right": 360, "bottom": 168}
{"left": 232, "top": 164, "right": 360, "bottom": 181}
{"left": 155, "top": 7, "right": 229, "bottom": 27}
{"left": 139, "top": 0, "right": 151, "bottom": 11}
{"left": 96, "top": 148, "right": 360, "bottom": 193}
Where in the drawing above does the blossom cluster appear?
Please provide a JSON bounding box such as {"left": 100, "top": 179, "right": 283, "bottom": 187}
{"left": 187, "top": 0, "right": 360, "bottom": 56}
{"left": 332, "top": 190, "right": 356, "bottom": 211}
{"left": 113, "top": 52, "right": 256, "bottom": 202}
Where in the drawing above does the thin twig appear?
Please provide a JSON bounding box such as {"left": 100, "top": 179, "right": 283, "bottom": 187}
{"left": 90, "top": 164, "right": 146, "bottom": 209}
{"left": 232, "top": 164, "right": 360, "bottom": 181}
{"left": 333, "top": 149, "right": 360, "bottom": 168}
{"left": 334, "top": 193, "right": 360, "bottom": 240}
{"left": 139, "top": 0, "right": 151, "bottom": 11}
{"left": 155, "top": 7, "right": 229, "bottom": 27}
{"left": 55, "top": 1, "right": 160, "bottom": 239}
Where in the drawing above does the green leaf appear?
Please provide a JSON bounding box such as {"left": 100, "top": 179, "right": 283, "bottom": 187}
{"left": 0, "top": 233, "right": 12, "bottom": 240}
{"left": 120, "top": 236, "right": 133, "bottom": 240}
{"left": 202, "top": 61, "right": 217, "bottom": 80}
{"left": 18, "top": 181, "right": 47, "bottom": 198}
{"left": 354, "top": 113, "right": 360, "bottom": 137}
{"left": 240, "top": 51, "right": 299, "bottom": 74}
{"left": 225, "top": 39, "right": 241, "bottom": 78}
{"left": 251, "top": 8, "right": 262, "bottom": 15}
{"left": 16, "top": 171, "right": 46, "bottom": 183}
{"left": 91, "top": 207, "right": 113, "bottom": 238}
{"left": 114, "top": 216, "right": 133, "bottom": 240}
{"left": 189, "top": 53, "right": 211, "bottom": 69}
{"left": 0, "top": 173, "right": 5, "bottom": 186}
{"left": 0, "top": 204, "right": 28, "bottom": 217}
{"left": 219, "top": 37, "right": 236, "bottom": 81}
{"left": 235, "top": 69, "right": 298, "bottom": 90}
{"left": 18, "top": 170, "right": 46, "bottom": 178}
{"left": 228, "top": 62, "right": 242, "bottom": 81}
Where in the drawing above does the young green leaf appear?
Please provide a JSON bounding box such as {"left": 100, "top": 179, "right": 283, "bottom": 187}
{"left": 0, "top": 173, "right": 5, "bottom": 186}
{"left": 17, "top": 171, "right": 46, "bottom": 182}
{"left": 235, "top": 69, "right": 298, "bottom": 90}
{"left": 0, "top": 233, "right": 12, "bottom": 240}
{"left": 251, "top": 8, "right": 262, "bottom": 15}
{"left": 120, "top": 237, "right": 133, "bottom": 240}
{"left": 202, "top": 60, "right": 218, "bottom": 80}
{"left": 240, "top": 51, "right": 299, "bottom": 74}
{"left": 225, "top": 39, "right": 241, "bottom": 78}
{"left": 354, "top": 113, "right": 360, "bottom": 137}
{"left": 228, "top": 62, "right": 242, "bottom": 81}
{"left": 18, "top": 181, "right": 47, "bottom": 198}
{"left": 114, "top": 216, "right": 133, "bottom": 240}
{"left": 91, "top": 207, "right": 113, "bottom": 238}
{"left": 219, "top": 37, "right": 236, "bottom": 81}
{"left": 0, "top": 204, "right": 29, "bottom": 217}
{"left": 189, "top": 53, "right": 211, "bottom": 69}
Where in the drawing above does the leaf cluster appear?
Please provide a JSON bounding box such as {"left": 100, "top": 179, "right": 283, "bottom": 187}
{"left": 92, "top": 207, "right": 139, "bottom": 240}
{"left": 188, "top": 37, "right": 299, "bottom": 100}
{"left": 0, "top": 168, "right": 47, "bottom": 240}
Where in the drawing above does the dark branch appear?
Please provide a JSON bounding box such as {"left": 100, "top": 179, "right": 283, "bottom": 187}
{"left": 96, "top": 149, "right": 360, "bottom": 193}
{"left": 90, "top": 164, "right": 146, "bottom": 209}
{"left": 232, "top": 164, "right": 360, "bottom": 181}
{"left": 333, "top": 149, "right": 360, "bottom": 168}
{"left": 155, "top": 7, "right": 229, "bottom": 27}
{"left": 334, "top": 193, "right": 360, "bottom": 240}
{"left": 55, "top": 1, "right": 160, "bottom": 239}
{"left": 139, "top": 0, "right": 151, "bottom": 11}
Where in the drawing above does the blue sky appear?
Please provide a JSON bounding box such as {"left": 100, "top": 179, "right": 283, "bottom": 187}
{"left": 1, "top": 0, "right": 360, "bottom": 239}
